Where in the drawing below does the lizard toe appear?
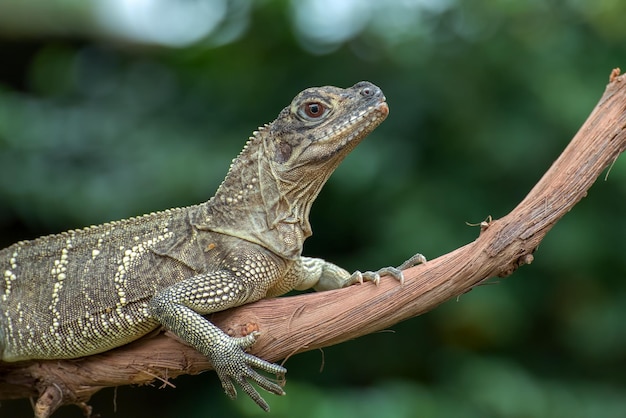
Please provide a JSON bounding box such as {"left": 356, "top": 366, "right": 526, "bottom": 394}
{"left": 243, "top": 352, "right": 287, "bottom": 375}
{"left": 372, "top": 266, "right": 404, "bottom": 284}
{"left": 397, "top": 253, "right": 427, "bottom": 270}
{"left": 348, "top": 270, "right": 364, "bottom": 284}
{"left": 231, "top": 331, "right": 260, "bottom": 350}
{"left": 218, "top": 374, "right": 239, "bottom": 400}
{"left": 241, "top": 365, "right": 286, "bottom": 396}
{"left": 359, "top": 271, "right": 382, "bottom": 285}
{"left": 235, "top": 376, "right": 272, "bottom": 412}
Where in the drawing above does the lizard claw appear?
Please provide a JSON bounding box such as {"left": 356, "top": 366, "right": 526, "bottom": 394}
{"left": 349, "top": 270, "right": 368, "bottom": 285}
{"left": 212, "top": 332, "right": 286, "bottom": 412}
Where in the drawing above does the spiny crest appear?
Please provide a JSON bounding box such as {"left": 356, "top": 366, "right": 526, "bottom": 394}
{"left": 5, "top": 207, "right": 189, "bottom": 251}
{"left": 210, "top": 123, "right": 272, "bottom": 199}
{"left": 226, "top": 123, "right": 270, "bottom": 171}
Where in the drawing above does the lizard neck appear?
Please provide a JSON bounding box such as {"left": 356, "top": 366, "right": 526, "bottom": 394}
{"left": 198, "top": 130, "right": 330, "bottom": 259}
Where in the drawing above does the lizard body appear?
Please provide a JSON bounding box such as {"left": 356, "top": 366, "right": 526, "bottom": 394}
{"left": 0, "top": 81, "right": 421, "bottom": 411}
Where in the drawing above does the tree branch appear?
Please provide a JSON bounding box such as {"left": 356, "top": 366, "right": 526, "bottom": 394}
{"left": 2, "top": 69, "right": 626, "bottom": 417}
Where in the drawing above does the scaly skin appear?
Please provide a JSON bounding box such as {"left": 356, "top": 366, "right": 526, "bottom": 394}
{"left": 0, "top": 81, "right": 424, "bottom": 411}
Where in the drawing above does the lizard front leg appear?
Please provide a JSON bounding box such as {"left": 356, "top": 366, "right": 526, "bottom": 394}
{"left": 147, "top": 271, "right": 285, "bottom": 412}
{"left": 293, "top": 253, "right": 427, "bottom": 292}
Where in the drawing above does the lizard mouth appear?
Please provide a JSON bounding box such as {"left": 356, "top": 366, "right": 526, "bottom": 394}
{"left": 378, "top": 99, "right": 389, "bottom": 116}
{"left": 333, "top": 97, "right": 389, "bottom": 147}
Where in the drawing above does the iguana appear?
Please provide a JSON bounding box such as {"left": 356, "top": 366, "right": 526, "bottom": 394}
{"left": 0, "top": 81, "right": 424, "bottom": 412}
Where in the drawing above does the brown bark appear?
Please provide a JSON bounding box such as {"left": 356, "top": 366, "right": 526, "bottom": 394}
{"left": 2, "top": 69, "right": 626, "bottom": 417}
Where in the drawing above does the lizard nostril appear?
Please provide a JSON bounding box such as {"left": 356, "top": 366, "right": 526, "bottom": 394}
{"left": 353, "top": 81, "right": 382, "bottom": 98}
{"left": 358, "top": 83, "right": 381, "bottom": 99}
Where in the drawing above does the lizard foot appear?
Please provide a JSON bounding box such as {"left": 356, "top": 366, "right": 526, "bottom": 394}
{"left": 350, "top": 266, "right": 404, "bottom": 286}
{"left": 349, "top": 253, "right": 427, "bottom": 286}
{"left": 212, "top": 331, "right": 286, "bottom": 412}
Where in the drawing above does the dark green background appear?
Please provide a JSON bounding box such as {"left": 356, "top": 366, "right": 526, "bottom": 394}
{"left": 1, "top": 1, "right": 626, "bottom": 417}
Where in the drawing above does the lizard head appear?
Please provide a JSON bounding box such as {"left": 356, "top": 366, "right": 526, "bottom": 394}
{"left": 266, "top": 81, "right": 389, "bottom": 173}
{"left": 207, "top": 82, "right": 388, "bottom": 258}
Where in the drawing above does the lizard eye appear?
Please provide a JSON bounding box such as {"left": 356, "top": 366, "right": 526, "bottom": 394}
{"left": 302, "top": 102, "right": 326, "bottom": 119}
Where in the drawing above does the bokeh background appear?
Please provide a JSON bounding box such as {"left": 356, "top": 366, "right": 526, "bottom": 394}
{"left": 1, "top": 1, "right": 626, "bottom": 417}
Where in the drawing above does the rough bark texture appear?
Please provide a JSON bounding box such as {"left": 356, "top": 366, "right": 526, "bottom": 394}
{"left": 2, "top": 69, "right": 626, "bottom": 417}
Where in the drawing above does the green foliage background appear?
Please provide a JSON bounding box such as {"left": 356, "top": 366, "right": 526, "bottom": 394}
{"left": 1, "top": 1, "right": 626, "bottom": 417}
